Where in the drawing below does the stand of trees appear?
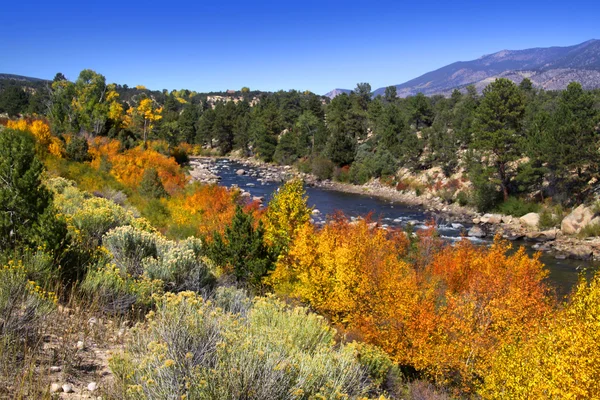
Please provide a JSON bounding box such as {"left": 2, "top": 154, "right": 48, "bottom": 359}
{"left": 2, "top": 70, "right": 599, "bottom": 211}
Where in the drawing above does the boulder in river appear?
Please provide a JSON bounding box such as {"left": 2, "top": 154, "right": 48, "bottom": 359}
{"left": 526, "top": 229, "right": 558, "bottom": 242}
{"left": 480, "top": 214, "right": 502, "bottom": 224}
{"left": 468, "top": 226, "right": 486, "bottom": 238}
{"left": 236, "top": 169, "right": 246, "bottom": 176}
{"left": 520, "top": 212, "right": 540, "bottom": 229}
{"left": 561, "top": 205, "right": 594, "bottom": 235}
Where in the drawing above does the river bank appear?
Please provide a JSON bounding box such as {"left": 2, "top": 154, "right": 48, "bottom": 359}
{"left": 189, "top": 156, "right": 600, "bottom": 262}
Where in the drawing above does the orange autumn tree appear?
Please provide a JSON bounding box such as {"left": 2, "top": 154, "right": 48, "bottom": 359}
{"left": 6, "top": 119, "right": 64, "bottom": 157}
{"left": 414, "top": 239, "right": 551, "bottom": 390}
{"left": 109, "top": 147, "right": 187, "bottom": 194}
{"left": 166, "top": 183, "right": 261, "bottom": 237}
{"left": 270, "top": 221, "right": 552, "bottom": 393}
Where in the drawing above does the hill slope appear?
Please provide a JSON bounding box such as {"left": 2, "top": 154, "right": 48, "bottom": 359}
{"left": 370, "top": 39, "right": 600, "bottom": 97}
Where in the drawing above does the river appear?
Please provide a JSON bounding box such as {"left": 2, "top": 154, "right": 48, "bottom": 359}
{"left": 210, "top": 158, "right": 597, "bottom": 296}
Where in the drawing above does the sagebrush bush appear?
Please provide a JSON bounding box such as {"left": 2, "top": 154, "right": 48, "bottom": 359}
{"left": 81, "top": 263, "right": 163, "bottom": 313}
{"left": 0, "top": 261, "right": 56, "bottom": 355}
{"left": 47, "top": 177, "right": 154, "bottom": 251}
{"left": 110, "top": 290, "right": 375, "bottom": 399}
{"left": 84, "top": 226, "right": 215, "bottom": 311}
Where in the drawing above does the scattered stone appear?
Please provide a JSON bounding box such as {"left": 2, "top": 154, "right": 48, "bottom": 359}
{"left": 76, "top": 340, "right": 84, "bottom": 350}
{"left": 561, "top": 204, "right": 594, "bottom": 235}
{"left": 520, "top": 212, "right": 540, "bottom": 229}
{"left": 566, "top": 245, "right": 594, "bottom": 260}
{"left": 468, "top": 226, "right": 486, "bottom": 238}
{"left": 50, "top": 366, "right": 61, "bottom": 373}
{"left": 472, "top": 218, "right": 481, "bottom": 224}
{"left": 50, "top": 383, "right": 62, "bottom": 393}
{"left": 451, "top": 223, "right": 464, "bottom": 229}
{"left": 252, "top": 196, "right": 264, "bottom": 203}
{"left": 62, "top": 383, "right": 74, "bottom": 393}
{"left": 88, "top": 317, "right": 98, "bottom": 327}
{"left": 236, "top": 169, "right": 246, "bottom": 176}
{"left": 246, "top": 183, "right": 255, "bottom": 187}
{"left": 480, "top": 214, "right": 502, "bottom": 224}
{"left": 88, "top": 382, "right": 98, "bottom": 392}
{"left": 506, "top": 234, "right": 525, "bottom": 241}
{"left": 312, "top": 209, "right": 321, "bottom": 215}
{"left": 526, "top": 229, "right": 557, "bottom": 242}
{"left": 501, "top": 215, "right": 513, "bottom": 224}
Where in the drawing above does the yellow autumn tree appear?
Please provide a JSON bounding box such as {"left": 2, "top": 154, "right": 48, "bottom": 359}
{"left": 481, "top": 272, "right": 600, "bottom": 399}
{"left": 106, "top": 84, "right": 124, "bottom": 130}
{"left": 126, "top": 97, "right": 163, "bottom": 142}
{"left": 263, "top": 179, "right": 312, "bottom": 254}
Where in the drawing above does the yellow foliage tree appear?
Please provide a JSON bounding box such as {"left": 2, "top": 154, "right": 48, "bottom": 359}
{"left": 263, "top": 179, "right": 312, "bottom": 254}
{"left": 481, "top": 272, "right": 600, "bottom": 399}
{"left": 126, "top": 97, "right": 163, "bottom": 141}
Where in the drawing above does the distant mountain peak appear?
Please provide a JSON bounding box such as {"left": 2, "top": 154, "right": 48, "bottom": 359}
{"left": 371, "top": 39, "right": 600, "bottom": 98}
{"left": 323, "top": 88, "right": 352, "bottom": 99}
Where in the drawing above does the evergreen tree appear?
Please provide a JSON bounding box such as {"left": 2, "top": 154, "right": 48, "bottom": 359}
{"left": 206, "top": 206, "right": 274, "bottom": 291}
{"left": 139, "top": 168, "right": 168, "bottom": 199}
{"left": 65, "top": 135, "right": 91, "bottom": 162}
{"left": 178, "top": 104, "right": 199, "bottom": 144}
{"left": 0, "top": 129, "right": 66, "bottom": 251}
{"left": 0, "top": 86, "right": 30, "bottom": 117}
{"left": 472, "top": 78, "right": 525, "bottom": 201}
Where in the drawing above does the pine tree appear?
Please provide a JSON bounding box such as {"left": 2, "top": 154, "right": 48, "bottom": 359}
{"left": 206, "top": 206, "right": 274, "bottom": 291}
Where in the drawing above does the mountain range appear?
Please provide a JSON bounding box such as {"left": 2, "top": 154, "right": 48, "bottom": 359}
{"left": 326, "top": 39, "right": 600, "bottom": 99}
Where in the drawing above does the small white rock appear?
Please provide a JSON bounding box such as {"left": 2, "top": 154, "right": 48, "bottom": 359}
{"left": 62, "top": 383, "right": 74, "bottom": 393}
{"left": 76, "top": 340, "right": 85, "bottom": 350}
{"left": 50, "top": 383, "right": 62, "bottom": 393}
{"left": 88, "top": 317, "right": 98, "bottom": 326}
{"left": 88, "top": 382, "right": 98, "bottom": 392}
{"left": 49, "top": 366, "right": 61, "bottom": 372}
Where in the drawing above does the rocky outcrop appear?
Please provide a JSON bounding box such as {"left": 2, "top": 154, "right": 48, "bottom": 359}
{"left": 520, "top": 212, "right": 540, "bottom": 229}
{"left": 561, "top": 205, "right": 595, "bottom": 235}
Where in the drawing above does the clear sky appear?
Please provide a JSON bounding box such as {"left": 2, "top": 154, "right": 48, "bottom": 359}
{"left": 1, "top": 0, "right": 598, "bottom": 94}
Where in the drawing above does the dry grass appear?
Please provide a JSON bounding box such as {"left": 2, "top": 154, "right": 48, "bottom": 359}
{"left": 0, "top": 288, "right": 131, "bottom": 399}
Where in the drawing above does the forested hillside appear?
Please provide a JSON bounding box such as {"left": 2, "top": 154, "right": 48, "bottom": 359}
{"left": 2, "top": 69, "right": 599, "bottom": 213}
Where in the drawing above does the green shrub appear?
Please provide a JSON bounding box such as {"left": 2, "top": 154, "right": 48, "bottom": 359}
{"left": 348, "top": 341, "right": 402, "bottom": 391}
{"left": 333, "top": 166, "right": 351, "bottom": 183}
{"left": 456, "top": 190, "right": 469, "bottom": 207}
{"left": 109, "top": 290, "right": 374, "bottom": 399}
{"left": 81, "top": 264, "right": 163, "bottom": 313}
{"left": 496, "top": 197, "right": 541, "bottom": 217}
{"left": 579, "top": 222, "right": 600, "bottom": 238}
{"left": 65, "top": 135, "right": 91, "bottom": 162}
{"left": 310, "top": 156, "right": 334, "bottom": 181}
{"left": 539, "top": 205, "right": 564, "bottom": 230}
{"left": 139, "top": 168, "right": 168, "bottom": 199}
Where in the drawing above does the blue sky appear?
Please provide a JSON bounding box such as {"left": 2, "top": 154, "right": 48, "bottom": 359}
{"left": 1, "top": 0, "right": 598, "bottom": 94}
